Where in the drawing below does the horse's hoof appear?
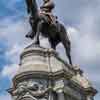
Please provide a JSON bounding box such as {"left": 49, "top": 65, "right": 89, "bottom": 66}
{"left": 26, "top": 34, "right": 30, "bottom": 37}
{"left": 26, "top": 34, "right": 33, "bottom": 39}
{"left": 26, "top": 35, "right": 29, "bottom": 38}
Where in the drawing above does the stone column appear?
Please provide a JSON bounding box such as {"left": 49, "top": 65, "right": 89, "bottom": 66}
{"left": 56, "top": 89, "right": 65, "bottom": 100}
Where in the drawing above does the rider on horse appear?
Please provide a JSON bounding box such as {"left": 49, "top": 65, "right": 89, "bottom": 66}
{"left": 25, "top": 0, "right": 72, "bottom": 65}
{"left": 26, "top": 0, "right": 57, "bottom": 38}
{"left": 40, "top": 0, "right": 57, "bottom": 25}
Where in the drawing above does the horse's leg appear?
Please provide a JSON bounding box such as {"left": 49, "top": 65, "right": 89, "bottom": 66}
{"left": 51, "top": 44, "right": 56, "bottom": 50}
{"left": 66, "top": 43, "right": 72, "bottom": 65}
{"left": 33, "top": 20, "right": 44, "bottom": 45}
{"left": 59, "top": 25, "right": 72, "bottom": 65}
{"left": 26, "top": 30, "right": 35, "bottom": 39}
{"left": 49, "top": 39, "right": 56, "bottom": 50}
{"left": 62, "top": 37, "right": 72, "bottom": 65}
{"left": 26, "top": 16, "right": 36, "bottom": 39}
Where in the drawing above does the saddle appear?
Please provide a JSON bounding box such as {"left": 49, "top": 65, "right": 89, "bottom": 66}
{"left": 40, "top": 0, "right": 56, "bottom": 25}
{"left": 39, "top": 11, "right": 57, "bottom": 25}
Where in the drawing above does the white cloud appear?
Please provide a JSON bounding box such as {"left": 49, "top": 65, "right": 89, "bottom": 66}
{"left": 85, "top": 72, "right": 100, "bottom": 84}
{"left": 76, "top": 34, "right": 100, "bottom": 61}
{"left": 1, "top": 64, "right": 19, "bottom": 79}
{"left": 0, "top": 17, "right": 28, "bottom": 79}
{"left": 0, "top": 94, "right": 11, "bottom": 100}
{"left": 67, "top": 26, "right": 100, "bottom": 84}
{"left": 5, "top": 44, "right": 24, "bottom": 63}
{"left": 0, "top": 17, "right": 30, "bottom": 46}
{"left": 0, "top": 16, "right": 31, "bottom": 69}
{"left": 66, "top": 24, "right": 100, "bottom": 63}
{"left": 67, "top": 26, "right": 80, "bottom": 45}
{"left": 1, "top": 43, "right": 23, "bottom": 79}
{"left": 6, "top": 44, "right": 22, "bottom": 57}
{"left": 2, "top": 0, "right": 23, "bottom": 13}
{"left": 39, "top": 35, "right": 51, "bottom": 48}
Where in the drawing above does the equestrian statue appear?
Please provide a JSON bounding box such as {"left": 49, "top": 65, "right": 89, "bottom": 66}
{"left": 25, "top": 0, "right": 72, "bottom": 65}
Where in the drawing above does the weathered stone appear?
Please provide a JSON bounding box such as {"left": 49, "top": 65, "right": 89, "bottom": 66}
{"left": 8, "top": 44, "right": 97, "bottom": 100}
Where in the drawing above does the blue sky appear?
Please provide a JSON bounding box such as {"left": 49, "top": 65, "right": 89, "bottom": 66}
{"left": 0, "top": 0, "right": 100, "bottom": 100}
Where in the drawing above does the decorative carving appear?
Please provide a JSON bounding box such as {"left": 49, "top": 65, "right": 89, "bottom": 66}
{"left": 10, "top": 79, "right": 54, "bottom": 100}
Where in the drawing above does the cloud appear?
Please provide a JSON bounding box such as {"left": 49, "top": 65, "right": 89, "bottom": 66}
{"left": 0, "top": 16, "right": 30, "bottom": 45}
{"left": 2, "top": 0, "right": 24, "bottom": 13}
{"left": 1, "top": 44, "right": 21, "bottom": 81}
{"left": 75, "top": 34, "right": 100, "bottom": 62}
{"left": 0, "top": 18, "right": 29, "bottom": 78}
{"left": 39, "top": 35, "right": 51, "bottom": 48}
{"left": 66, "top": 26, "right": 100, "bottom": 96}
{"left": 58, "top": 26, "right": 100, "bottom": 63}
{"left": 5, "top": 44, "right": 24, "bottom": 63}
{"left": 6, "top": 44, "right": 22, "bottom": 57}
{"left": 1, "top": 64, "right": 19, "bottom": 79}
{"left": 0, "top": 16, "right": 29, "bottom": 79}
{"left": 0, "top": 94, "right": 11, "bottom": 100}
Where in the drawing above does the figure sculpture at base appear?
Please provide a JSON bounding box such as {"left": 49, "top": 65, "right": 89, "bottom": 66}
{"left": 9, "top": 80, "right": 57, "bottom": 100}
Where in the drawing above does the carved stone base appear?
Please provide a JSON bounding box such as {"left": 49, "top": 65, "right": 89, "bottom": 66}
{"left": 8, "top": 44, "right": 97, "bottom": 100}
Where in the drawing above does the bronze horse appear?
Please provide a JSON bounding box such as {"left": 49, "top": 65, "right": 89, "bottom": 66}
{"left": 25, "top": 0, "right": 72, "bottom": 65}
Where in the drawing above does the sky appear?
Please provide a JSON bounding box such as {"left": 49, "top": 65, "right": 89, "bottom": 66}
{"left": 0, "top": 0, "right": 100, "bottom": 100}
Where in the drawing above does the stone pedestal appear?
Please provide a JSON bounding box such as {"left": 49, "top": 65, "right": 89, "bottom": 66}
{"left": 8, "top": 44, "right": 97, "bottom": 100}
